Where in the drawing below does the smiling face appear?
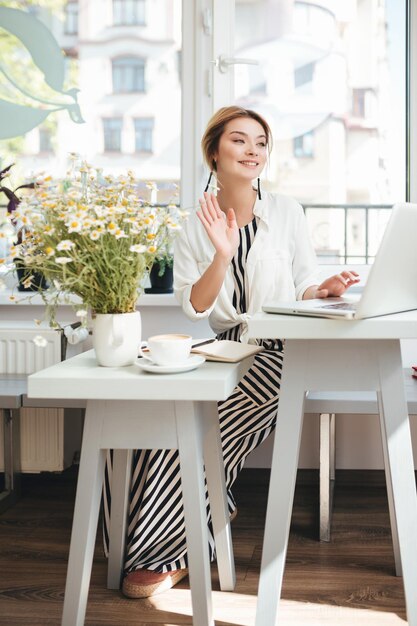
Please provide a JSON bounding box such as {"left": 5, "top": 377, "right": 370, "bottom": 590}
{"left": 214, "top": 117, "right": 268, "bottom": 185}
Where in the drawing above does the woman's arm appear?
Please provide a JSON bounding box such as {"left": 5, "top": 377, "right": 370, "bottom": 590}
{"left": 190, "top": 253, "right": 230, "bottom": 312}
{"left": 190, "top": 192, "right": 239, "bottom": 312}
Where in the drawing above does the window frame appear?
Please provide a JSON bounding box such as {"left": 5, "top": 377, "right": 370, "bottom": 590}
{"left": 133, "top": 117, "right": 154, "bottom": 153}
{"left": 64, "top": 1, "right": 79, "bottom": 35}
{"left": 112, "top": 56, "right": 146, "bottom": 94}
{"left": 112, "top": 0, "right": 146, "bottom": 26}
{"left": 102, "top": 117, "right": 123, "bottom": 153}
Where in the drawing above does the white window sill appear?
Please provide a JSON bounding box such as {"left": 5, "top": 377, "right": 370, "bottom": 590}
{"left": 0, "top": 290, "right": 178, "bottom": 307}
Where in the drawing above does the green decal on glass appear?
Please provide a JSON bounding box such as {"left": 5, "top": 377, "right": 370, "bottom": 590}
{"left": 0, "top": 6, "right": 84, "bottom": 139}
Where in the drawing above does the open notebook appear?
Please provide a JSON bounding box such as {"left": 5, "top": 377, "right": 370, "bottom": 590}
{"left": 191, "top": 339, "right": 263, "bottom": 363}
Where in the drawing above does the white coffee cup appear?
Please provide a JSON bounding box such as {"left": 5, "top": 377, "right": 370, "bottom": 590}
{"left": 142, "top": 333, "right": 192, "bottom": 366}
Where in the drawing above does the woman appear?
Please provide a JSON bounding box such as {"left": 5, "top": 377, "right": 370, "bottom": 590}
{"left": 104, "top": 106, "right": 359, "bottom": 599}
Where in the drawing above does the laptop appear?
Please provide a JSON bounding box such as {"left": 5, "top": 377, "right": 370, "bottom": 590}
{"left": 263, "top": 202, "right": 417, "bottom": 320}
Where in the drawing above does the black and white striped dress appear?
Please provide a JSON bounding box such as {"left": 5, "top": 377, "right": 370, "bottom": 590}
{"left": 103, "top": 217, "right": 284, "bottom": 573}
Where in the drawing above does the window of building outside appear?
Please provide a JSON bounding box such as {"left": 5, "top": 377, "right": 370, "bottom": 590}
{"left": 64, "top": 1, "right": 79, "bottom": 35}
{"left": 294, "top": 131, "right": 314, "bottom": 159}
{"left": 233, "top": 0, "right": 406, "bottom": 264}
{"left": 103, "top": 118, "right": 123, "bottom": 152}
{"left": 39, "top": 128, "right": 53, "bottom": 153}
{"left": 134, "top": 117, "right": 154, "bottom": 152}
{"left": 112, "top": 57, "right": 145, "bottom": 93}
{"left": 294, "top": 62, "right": 314, "bottom": 89}
{"left": 113, "top": 0, "right": 146, "bottom": 26}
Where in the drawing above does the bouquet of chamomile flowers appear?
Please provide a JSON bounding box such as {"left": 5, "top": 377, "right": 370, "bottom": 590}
{"left": 6, "top": 157, "right": 187, "bottom": 326}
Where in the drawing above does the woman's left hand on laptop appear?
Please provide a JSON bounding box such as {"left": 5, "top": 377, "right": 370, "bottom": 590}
{"left": 304, "top": 271, "right": 360, "bottom": 299}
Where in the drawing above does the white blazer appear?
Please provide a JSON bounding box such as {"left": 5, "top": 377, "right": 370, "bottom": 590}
{"left": 174, "top": 192, "right": 320, "bottom": 341}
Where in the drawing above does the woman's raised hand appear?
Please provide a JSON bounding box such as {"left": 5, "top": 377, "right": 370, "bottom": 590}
{"left": 197, "top": 192, "right": 239, "bottom": 262}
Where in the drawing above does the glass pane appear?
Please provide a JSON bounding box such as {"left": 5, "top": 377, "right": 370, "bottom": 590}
{"left": 234, "top": 0, "right": 406, "bottom": 264}
{"left": 0, "top": 0, "right": 181, "bottom": 225}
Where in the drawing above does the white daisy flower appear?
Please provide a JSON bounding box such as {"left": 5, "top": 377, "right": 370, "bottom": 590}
{"left": 33, "top": 335, "right": 48, "bottom": 348}
{"left": 56, "top": 240, "right": 76, "bottom": 251}
{"left": 89, "top": 230, "right": 101, "bottom": 241}
{"left": 129, "top": 244, "right": 147, "bottom": 254}
{"left": 55, "top": 257, "right": 73, "bottom": 264}
{"left": 114, "top": 229, "right": 128, "bottom": 239}
{"left": 66, "top": 218, "right": 83, "bottom": 233}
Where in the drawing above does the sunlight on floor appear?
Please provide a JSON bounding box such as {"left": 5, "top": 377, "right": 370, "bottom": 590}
{"left": 149, "top": 589, "right": 406, "bottom": 626}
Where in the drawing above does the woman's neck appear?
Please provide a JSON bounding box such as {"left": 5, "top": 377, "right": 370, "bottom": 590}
{"left": 216, "top": 184, "right": 257, "bottom": 228}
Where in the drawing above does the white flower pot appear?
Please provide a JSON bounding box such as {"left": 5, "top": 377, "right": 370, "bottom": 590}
{"left": 92, "top": 311, "right": 141, "bottom": 367}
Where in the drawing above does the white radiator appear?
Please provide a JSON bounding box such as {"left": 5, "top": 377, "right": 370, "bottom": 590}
{"left": 0, "top": 328, "right": 62, "bottom": 374}
{"left": 0, "top": 326, "right": 74, "bottom": 472}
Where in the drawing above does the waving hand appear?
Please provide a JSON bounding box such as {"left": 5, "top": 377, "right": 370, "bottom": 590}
{"left": 197, "top": 192, "right": 239, "bottom": 262}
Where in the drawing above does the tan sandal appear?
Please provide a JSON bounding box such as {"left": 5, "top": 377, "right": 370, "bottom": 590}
{"left": 122, "top": 567, "right": 189, "bottom": 599}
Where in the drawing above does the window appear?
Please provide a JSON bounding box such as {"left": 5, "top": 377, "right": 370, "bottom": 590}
{"left": 64, "top": 1, "right": 78, "bottom": 35}
{"left": 103, "top": 118, "right": 122, "bottom": 152}
{"left": 134, "top": 117, "right": 154, "bottom": 152}
{"left": 352, "top": 88, "right": 376, "bottom": 119}
{"left": 230, "top": 0, "right": 406, "bottom": 264}
{"left": 39, "top": 128, "right": 53, "bottom": 153}
{"left": 294, "top": 132, "right": 314, "bottom": 158}
{"left": 294, "top": 63, "right": 315, "bottom": 89}
{"left": 112, "top": 57, "right": 145, "bottom": 93}
{"left": 113, "top": 0, "right": 146, "bottom": 26}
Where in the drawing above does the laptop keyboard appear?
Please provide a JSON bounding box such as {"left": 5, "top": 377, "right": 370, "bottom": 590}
{"left": 321, "top": 302, "right": 358, "bottom": 311}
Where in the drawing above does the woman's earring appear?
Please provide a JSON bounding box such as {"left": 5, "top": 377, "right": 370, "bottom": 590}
{"left": 204, "top": 171, "right": 219, "bottom": 194}
{"left": 257, "top": 177, "right": 262, "bottom": 200}
{"left": 204, "top": 171, "right": 213, "bottom": 193}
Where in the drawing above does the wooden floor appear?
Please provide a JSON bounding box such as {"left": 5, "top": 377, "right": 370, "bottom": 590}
{"left": 0, "top": 467, "right": 409, "bottom": 626}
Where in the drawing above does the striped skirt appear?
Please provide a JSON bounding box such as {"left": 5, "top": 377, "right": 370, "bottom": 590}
{"left": 103, "top": 337, "right": 284, "bottom": 573}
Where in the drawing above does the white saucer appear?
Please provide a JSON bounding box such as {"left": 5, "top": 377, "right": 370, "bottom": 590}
{"left": 136, "top": 354, "right": 206, "bottom": 374}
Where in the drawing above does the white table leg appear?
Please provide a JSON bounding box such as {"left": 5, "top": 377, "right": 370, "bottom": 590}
{"left": 255, "top": 341, "right": 307, "bottom": 626}
{"left": 202, "top": 401, "right": 236, "bottom": 591}
{"left": 107, "top": 449, "right": 133, "bottom": 589}
{"left": 377, "top": 391, "right": 402, "bottom": 577}
{"left": 62, "top": 401, "right": 106, "bottom": 626}
{"left": 319, "top": 412, "right": 335, "bottom": 542}
{"left": 377, "top": 341, "right": 417, "bottom": 625}
{"left": 175, "top": 400, "right": 214, "bottom": 626}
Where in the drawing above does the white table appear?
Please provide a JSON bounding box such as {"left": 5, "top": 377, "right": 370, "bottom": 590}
{"left": 28, "top": 350, "right": 251, "bottom": 626}
{"left": 247, "top": 311, "right": 417, "bottom": 626}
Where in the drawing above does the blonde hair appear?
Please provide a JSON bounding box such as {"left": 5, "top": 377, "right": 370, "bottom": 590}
{"left": 201, "top": 106, "right": 272, "bottom": 171}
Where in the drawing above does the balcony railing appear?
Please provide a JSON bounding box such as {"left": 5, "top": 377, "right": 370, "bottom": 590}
{"left": 1, "top": 202, "right": 394, "bottom": 267}
{"left": 302, "top": 203, "right": 393, "bottom": 265}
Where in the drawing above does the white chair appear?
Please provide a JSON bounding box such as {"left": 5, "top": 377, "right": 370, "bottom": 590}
{"left": 307, "top": 369, "right": 417, "bottom": 577}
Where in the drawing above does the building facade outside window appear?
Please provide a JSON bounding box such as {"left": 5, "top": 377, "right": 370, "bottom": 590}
{"left": 103, "top": 118, "right": 123, "bottom": 152}
{"left": 64, "top": 1, "right": 79, "bottom": 35}
{"left": 232, "top": 0, "right": 406, "bottom": 264}
{"left": 134, "top": 117, "right": 154, "bottom": 152}
{"left": 113, "top": 0, "right": 146, "bottom": 26}
{"left": 112, "top": 57, "right": 145, "bottom": 93}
